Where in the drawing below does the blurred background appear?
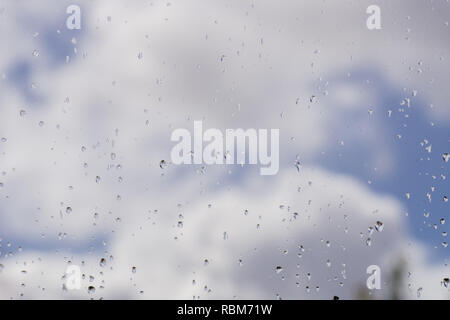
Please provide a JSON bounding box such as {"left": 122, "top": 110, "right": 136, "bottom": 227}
{"left": 0, "top": 0, "right": 449, "bottom": 299}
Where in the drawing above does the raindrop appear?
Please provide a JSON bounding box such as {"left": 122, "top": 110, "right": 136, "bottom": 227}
{"left": 417, "top": 287, "right": 423, "bottom": 298}
{"left": 66, "top": 207, "right": 72, "bottom": 214}
{"left": 99, "top": 258, "right": 106, "bottom": 267}
{"left": 95, "top": 176, "right": 101, "bottom": 184}
{"left": 375, "top": 221, "right": 384, "bottom": 232}
{"left": 443, "top": 153, "right": 449, "bottom": 163}
{"left": 275, "top": 266, "right": 283, "bottom": 274}
{"left": 132, "top": 266, "right": 137, "bottom": 274}
{"left": 88, "top": 286, "right": 96, "bottom": 294}
{"left": 442, "top": 278, "right": 449, "bottom": 288}
{"left": 366, "top": 238, "right": 372, "bottom": 246}
{"left": 294, "top": 160, "right": 301, "bottom": 172}
{"left": 159, "top": 160, "right": 167, "bottom": 169}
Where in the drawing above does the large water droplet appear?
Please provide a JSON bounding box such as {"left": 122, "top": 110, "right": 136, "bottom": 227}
{"left": 375, "top": 221, "right": 384, "bottom": 232}
{"left": 442, "top": 278, "right": 449, "bottom": 288}
{"left": 443, "top": 153, "right": 449, "bottom": 163}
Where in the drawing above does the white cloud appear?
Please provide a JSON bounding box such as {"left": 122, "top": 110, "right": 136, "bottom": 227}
{"left": 0, "top": 0, "right": 448, "bottom": 299}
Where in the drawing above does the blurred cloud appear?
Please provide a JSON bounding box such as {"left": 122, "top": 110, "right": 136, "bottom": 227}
{"left": 0, "top": 0, "right": 449, "bottom": 299}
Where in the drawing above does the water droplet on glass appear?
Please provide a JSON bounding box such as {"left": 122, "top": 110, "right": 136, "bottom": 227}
{"left": 417, "top": 287, "right": 423, "bottom": 298}
{"left": 375, "top": 221, "right": 384, "bottom": 232}
{"left": 294, "top": 160, "right": 301, "bottom": 172}
{"left": 443, "top": 153, "right": 449, "bottom": 163}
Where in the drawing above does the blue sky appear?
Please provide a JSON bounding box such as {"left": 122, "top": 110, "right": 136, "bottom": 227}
{"left": 0, "top": 0, "right": 449, "bottom": 299}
